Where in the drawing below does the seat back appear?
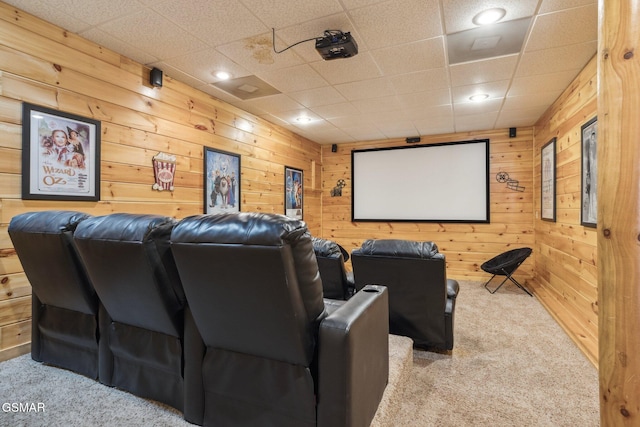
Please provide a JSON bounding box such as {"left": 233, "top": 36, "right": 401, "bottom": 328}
{"left": 352, "top": 239, "right": 448, "bottom": 348}
{"left": 312, "top": 237, "right": 352, "bottom": 300}
{"left": 8, "top": 210, "right": 99, "bottom": 377}
{"left": 73, "top": 213, "right": 186, "bottom": 410}
{"left": 171, "top": 212, "right": 326, "bottom": 426}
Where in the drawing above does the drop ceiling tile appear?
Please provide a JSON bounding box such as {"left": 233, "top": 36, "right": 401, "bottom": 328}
{"left": 300, "top": 127, "right": 356, "bottom": 144}
{"left": 5, "top": 0, "right": 94, "bottom": 32}
{"left": 379, "top": 121, "right": 420, "bottom": 138}
{"left": 334, "top": 77, "right": 396, "bottom": 101}
{"left": 526, "top": 4, "right": 597, "bottom": 52}
{"left": 504, "top": 92, "right": 562, "bottom": 110}
{"left": 539, "top": 0, "right": 596, "bottom": 14}
{"left": 271, "top": 109, "right": 323, "bottom": 125}
{"left": 496, "top": 105, "right": 549, "bottom": 128}
{"left": 217, "top": 34, "right": 305, "bottom": 73}
{"left": 240, "top": 0, "right": 344, "bottom": 29}
{"left": 508, "top": 69, "right": 578, "bottom": 96}
{"left": 517, "top": 41, "right": 596, "bottom": 77}
{"left": 163, "top": 49, "right": 252, "bottom": 83}
{"left": 310, "top": 53, "right": 382, "bottom": 85}
{"left": 454, "top": 111, "right": 499, "bottom": 132}
{"left": 343, "top": 126, "right": 387, "bottom": 141}
{"left": 349, "top": 0, "right": 442, "bottom": 49}
{"left": 449, "top": 55, "right": 518, "bottom": 87}
{"left": 443, "top": 0, "right": 538, "bottom": 34}
{"left": 151, "top": 0, "right": 267, "bottom": 47}
{"left": 451, "top": 80, "right": 510, "bottom": 104}
{"left": 288, "top": 86, "right": 347, "bottom": 108}
{"left": 241, "top": 94, "right": 305, "bottom": 113}
{"left": 96, "top": 10, "right": 208, "bottom": 59}
{"left": 340, "top": 0, "right": 389, "bottom": 9}
{"left": 152, "top": 63, "right": 207, "bottom": 89}
{"left": 454, "top": 98, "right": 503, "bottom": 116}
{"left": 371, "top": 38, "right": 446, "bottom": 76}
{"left": 328, "top": 114, "right": 377, "bottom": 128}
{"left": 397, "top": 89, "right": 452, "bottom": 110}
{"left": 415, "top": 121, "right": 456, "bottom": 136}
{"left": 257, "top": 64, "right": 328, "bottom": 93}
{"left": 390, "top": 68, "right": 450, "bottom": 94}
{"left": 311, "top": 102, "right": 360, "bottom": 119}
{"left": 351, "top": 96, "right": 402, "bottom": 114}
{"left": 404, "top": 104, "right": 453, "bottom": 122}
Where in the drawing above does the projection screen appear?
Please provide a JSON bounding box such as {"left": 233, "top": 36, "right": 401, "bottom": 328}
{"left": 351, "top": 139, "right": 490, "bottom": 222}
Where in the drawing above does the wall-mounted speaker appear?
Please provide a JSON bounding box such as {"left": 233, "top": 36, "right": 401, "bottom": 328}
{"left": 150, "top": 67, "right": 163, "bottom": 88}
{"left": 331, "top": 144, "right": 337, "bottom": 152}
{"left": 509, "top": 127, "right": 517, "bottom": 138}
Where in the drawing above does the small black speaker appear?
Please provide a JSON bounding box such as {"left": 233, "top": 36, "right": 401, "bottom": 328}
{"left": 150, "top": 67, "right": 163, "bottom": 88}
{"left": 509, "top": 127, "right": 516, "bottom": 138}
{"left": 331, "top": 144, "right": 337, "bottom": 152}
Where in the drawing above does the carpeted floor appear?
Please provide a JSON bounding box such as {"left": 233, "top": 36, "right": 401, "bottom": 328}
{"left": 0, "top": 280, "right": 599, "bottom": 426}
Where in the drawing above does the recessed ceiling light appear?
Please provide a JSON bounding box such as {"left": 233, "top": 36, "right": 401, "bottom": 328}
{"left": 296, "top": 116, "right": 312, "bottom": 123}
{"left": 214, "top": 71, "right": 231, "bottom": 80}
{"left": 472, "top": 8, "right": 506, "bottom": 26}
{"left": 469, "top": 94, "right": 490, "bottom": 102}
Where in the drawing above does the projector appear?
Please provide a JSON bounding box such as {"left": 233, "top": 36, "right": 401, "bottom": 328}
{"left": 315, "top": 31, "right": 358, "bottom": 60}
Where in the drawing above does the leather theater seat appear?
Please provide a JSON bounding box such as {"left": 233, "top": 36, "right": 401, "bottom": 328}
{"left": 352, "top": 239, "right": 459, "bottom": 350}
{"left": 311, "top": 236, "right": 355, "bottom": 300}
{"left": 73, "top": 213, "right": 186, "bottom": 411}
{"left": 171, "top": 212, "right": 389, "bottom": 427}
{"left": 8, "top": 210, "right": 99, "bottom": 378}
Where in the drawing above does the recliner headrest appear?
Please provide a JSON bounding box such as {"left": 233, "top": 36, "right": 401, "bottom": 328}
{"left": 171, "top": 212, "right": 309, "bottom": 247}
{"left": 9, "top": 210, "right": 91, "bottom": 234}
{"left": 74, "top": 213, "right": 176, "bottom": 242}
{"left": 355, "top": 239, "right": 442, "bottom": 259}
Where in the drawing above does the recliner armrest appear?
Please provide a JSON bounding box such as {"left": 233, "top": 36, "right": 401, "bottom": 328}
{"left": 447, "top": 279, "right": 459, "bottom": 299}
{"left": 317, "top": 285, "right": 389, "bottom": 427}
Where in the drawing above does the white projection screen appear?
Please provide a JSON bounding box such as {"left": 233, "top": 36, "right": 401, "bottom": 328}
{"left": 351, "top": 140, "right": 490, "bottom": 222}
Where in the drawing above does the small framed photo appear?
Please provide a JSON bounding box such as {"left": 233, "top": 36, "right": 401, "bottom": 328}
{"left": 581, "top": 116, "right": 597, "bottom": 228}
{"left": 22, "top": 103, "right": 101, "bottom": 201}
{"left": 284, "top": 166, "right": 303, "bottom": 220}
{"left": 204, "top": 147, "right": 240, "bottom": 214}
{"left": 541, "top": 137, "right": 556, "bottom": 222}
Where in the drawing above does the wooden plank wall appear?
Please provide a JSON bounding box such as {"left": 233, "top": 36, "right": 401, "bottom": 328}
{"left": 0, "top": 3, "right": 322, "bottom": 361}
{"left": 531, "top": 55, "right": 598, "bottom": 366}
{"left": 320, "top": 128, "right": 535, "bottom": 281}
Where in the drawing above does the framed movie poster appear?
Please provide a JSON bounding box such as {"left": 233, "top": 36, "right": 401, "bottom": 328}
{"left": 541, "top": 137, "right": 556, "bottom": 222}
{"left": 284, "top": 166, "right": 303, "bottom": 220}
{"left": 204, "top": 147, "right": 240, "bottom": 214}
{"left": 581, "top": 116, "right": 597, "bottom": 228}
{"left": 22, "top": 103, "right": 100, "bottom": 201}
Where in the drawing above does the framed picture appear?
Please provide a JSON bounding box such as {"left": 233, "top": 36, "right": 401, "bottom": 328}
{"left": 22, "top": 102, "right": 100, "bottom": 201}
{"left": 284, "top": 166, "right": 303, "bottom": 220}
{"left": 204, "top": 147, "right": 240, "bottom": 214}
{"left": 581, "top": 116, "right": 597, "bottom": 228}
{"left": 541, "top": 137, "right": 556, "bottom": 222}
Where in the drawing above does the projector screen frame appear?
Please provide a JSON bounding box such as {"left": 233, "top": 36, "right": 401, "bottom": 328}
{"left": 351, "top": 139, "right": 490, "bottom": 223}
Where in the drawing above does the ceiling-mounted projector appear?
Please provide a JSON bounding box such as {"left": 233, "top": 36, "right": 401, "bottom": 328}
{"left": 315, "top": 30, "right": 358, "bottom": 60}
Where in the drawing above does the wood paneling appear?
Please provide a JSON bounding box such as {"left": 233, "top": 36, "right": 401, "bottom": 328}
{"left": 320, "top": 128, "right": 535, "bottom": 283}
{"left": 532, "top": 55, "right": 598, "bottom": 366}
{"left": 0, "top": 3, "right": 322, "bottom": 360}
{"left": 598, "top": 1, "right": 640, "bottom": 423}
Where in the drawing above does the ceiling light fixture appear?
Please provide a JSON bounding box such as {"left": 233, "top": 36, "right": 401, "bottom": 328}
{"left": 214, "top": 71, "right": 231, "bottom": 80}
{"left": 469, "top": 94, "right": 490, "bottom": 102}
{"left": 296, "top": 116, "right": 312, "bottom": 123}
{"left": 472, "top": 8, "right": 506, "bottom": 26}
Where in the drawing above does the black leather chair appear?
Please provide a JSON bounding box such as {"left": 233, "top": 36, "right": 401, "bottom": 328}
{"left": 352, "top": 239, "right": 459, "bottom": 350}
{"left": 311, "top": 236, "right": 355, "bottom": 300}
{"left": 8, "top": 210, "right": 99, "bottom": 378}
{"left": 171, "top": 212, "right": 389, "bottom": 427}
{"left": 73, "top": 213, "right": 186, "bottom": 411}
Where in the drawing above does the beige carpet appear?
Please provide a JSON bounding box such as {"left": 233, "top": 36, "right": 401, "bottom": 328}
{"left": 0, "top": 280, "right": 599, "bottom": 426}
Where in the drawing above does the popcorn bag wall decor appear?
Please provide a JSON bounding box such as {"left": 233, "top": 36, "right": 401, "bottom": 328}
{"left": 152, "top": 152, "right": 176, "bottom": 191}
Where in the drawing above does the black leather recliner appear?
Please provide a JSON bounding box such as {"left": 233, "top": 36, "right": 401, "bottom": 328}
{"left": 352, "top": 239, "right": 459, "bottom": 350}
{"left": 311, "top": 236, "right": 355, "bottom": 300}
{"left": 73, "top": 213, "right": 186, "bottom": 411}
{"left": 8, "top": 210, "right": 99, "bottom": 378}
{"left": 171, "top": 212, "right": 389, "bottom": 427}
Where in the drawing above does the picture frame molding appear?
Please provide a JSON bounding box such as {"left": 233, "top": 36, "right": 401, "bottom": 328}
{"left": 203, "top": 146, "right": 241, "bottom": 214}
{"left": 21, "top": 102, "right": 101, "bottom": 201}
{"left": 580, "top": 116, "right": 598, "bottom": 228}
{"left": 284, "top": 165, "right": 303, "bottom": 220}
{"left": 541, "top": 137, "right": 556, "bottom": 222}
